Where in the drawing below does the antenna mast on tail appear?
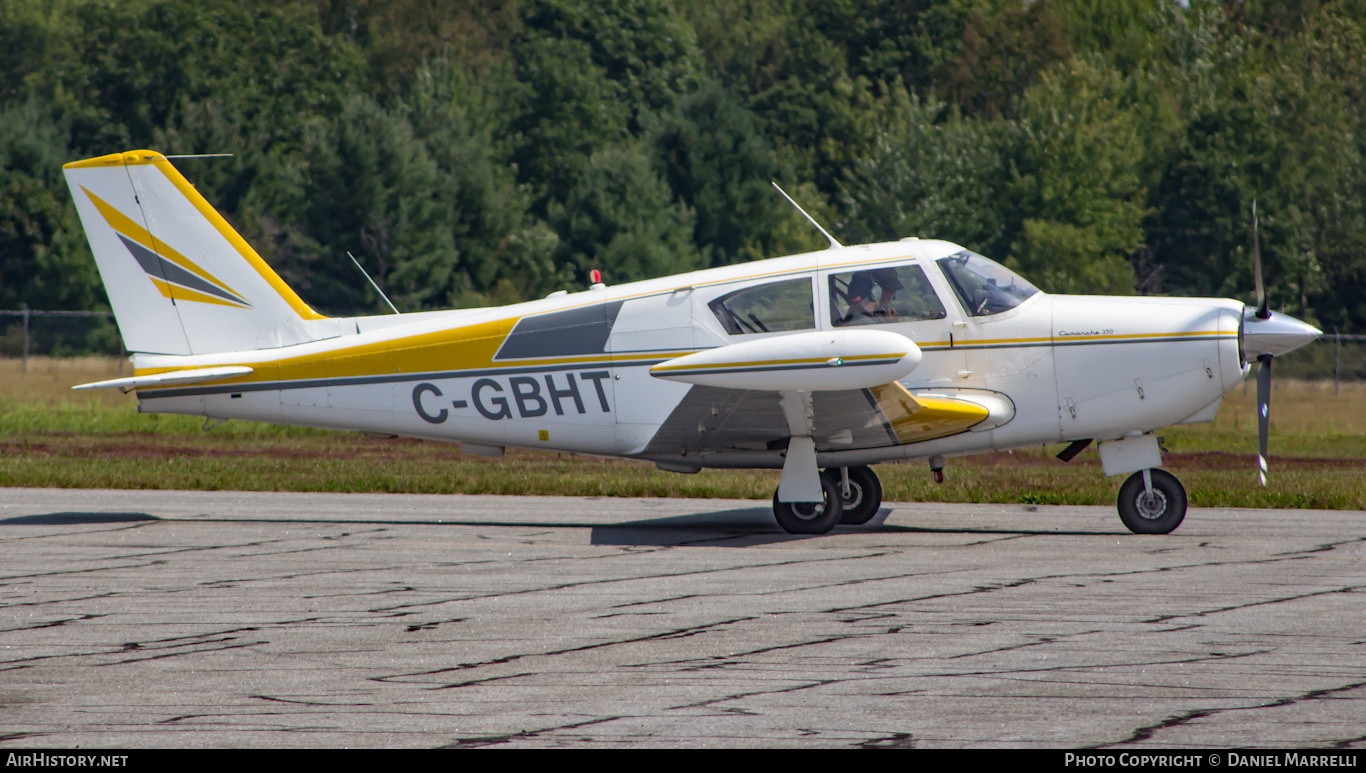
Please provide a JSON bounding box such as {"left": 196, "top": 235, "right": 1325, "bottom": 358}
{"left": 348, "top": 252, "right": 401, "bottom": 315}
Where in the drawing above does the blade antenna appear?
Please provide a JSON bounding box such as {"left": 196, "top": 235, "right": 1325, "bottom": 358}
{"left": 348, "top": 251, "right": 401, "bottom": 315}
{"left": 772, "top": 182, "right": 841, "bottom": 249}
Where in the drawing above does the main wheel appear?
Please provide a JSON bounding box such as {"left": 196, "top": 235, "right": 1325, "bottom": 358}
{"left": 1117, "top": 469, "right": 1187, "bottom": 534}
{"left": 773, "top": 470, "right": 845, "bottom": 534}
{"left": 832, "top": 465, "right": 882, "bottom": 525}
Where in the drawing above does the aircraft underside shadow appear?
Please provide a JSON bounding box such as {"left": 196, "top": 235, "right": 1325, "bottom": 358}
{"left": 1, "top": 512, "right": 161, "bottom": 526}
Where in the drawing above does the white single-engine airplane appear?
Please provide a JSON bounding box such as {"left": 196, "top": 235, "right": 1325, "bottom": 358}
{"left": 63, "top": 150, "right": 1321, "bottom": 535}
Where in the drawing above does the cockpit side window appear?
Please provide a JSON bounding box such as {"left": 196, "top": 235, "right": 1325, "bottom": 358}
{"left": 936, "top": 250, "right": 1040, "bottom": 316}
{"left": 708, "top": 277, "right": 814, "bottom": 335}
{"left": 830, "top": 264, "right": 947, "bottom": 327}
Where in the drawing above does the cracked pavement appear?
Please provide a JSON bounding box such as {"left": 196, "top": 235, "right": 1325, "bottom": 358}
{"left": 0, "top": 487, "right": 1363, "bottom": 748}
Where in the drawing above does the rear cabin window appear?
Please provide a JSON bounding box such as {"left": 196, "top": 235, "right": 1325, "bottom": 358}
{"left": 830, "top": 264, "right": 947, "bottom": 326}
{"left": 708, "top": 277, "right": 815, "bottom": 335}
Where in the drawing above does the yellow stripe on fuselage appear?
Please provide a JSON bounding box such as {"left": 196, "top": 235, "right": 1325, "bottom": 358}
{"left": 965, "top": 330, "right": 1233, "bottom": 347}
{"left": 135, "top": 317, "right": 516, "bottom": 388}
{"left": 650, "top": 352, "right": 905, "bottom": 375}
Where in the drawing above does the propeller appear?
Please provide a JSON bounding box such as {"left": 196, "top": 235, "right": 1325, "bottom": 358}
{"left": 1241, "top": 201, "right": 1320, "bottom": 485}
{"left": 1252, "top": 201, "right": 1269, "bottom": 320}
{"left": 1257, "top": 353, "right": 1271, "bottom": 486}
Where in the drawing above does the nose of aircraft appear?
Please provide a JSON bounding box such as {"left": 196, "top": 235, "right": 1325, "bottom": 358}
{"left": 1241, "top": 307, "right": 1322, "bottom": 361}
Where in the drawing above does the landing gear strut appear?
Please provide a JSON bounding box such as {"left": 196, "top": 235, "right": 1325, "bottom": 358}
{"left": 771, "top": 465, "right": 883, "bottom": 534}
{"left": 1117, "top": 468, "right": 1187, "bottom": 534}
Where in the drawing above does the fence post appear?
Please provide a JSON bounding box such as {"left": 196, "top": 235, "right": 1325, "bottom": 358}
{"left": 1334, "top": 328, "right": 1340, "bottom": 397}
{"left": 21, "top": 303, "right": 29, "bottom": 374}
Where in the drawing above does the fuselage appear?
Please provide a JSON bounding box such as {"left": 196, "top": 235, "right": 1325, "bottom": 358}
{"left": 129, "top": 238, "right": 1249, "bottom": 471}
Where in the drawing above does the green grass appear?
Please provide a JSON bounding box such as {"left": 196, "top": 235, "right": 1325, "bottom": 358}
{"left": 2, "top": 358, "right": 1363, "bottom": 508}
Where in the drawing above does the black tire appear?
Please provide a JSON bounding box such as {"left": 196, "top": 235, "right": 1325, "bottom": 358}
{"left": 832, "top": 465, "right": 882, "bottom": 525}
{"left": 1117, "top": 469, "right": 1187, "bottom": 534}
{"left": 773, "top": 470, "right": 845, "bottom": 534}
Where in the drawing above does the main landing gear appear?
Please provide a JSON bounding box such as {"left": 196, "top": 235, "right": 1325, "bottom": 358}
{"left": 1117, "top": 468, "right": 1187, "bottom": 534}
{"left": 772, "top": 465, "right": 883, "bottom": 534}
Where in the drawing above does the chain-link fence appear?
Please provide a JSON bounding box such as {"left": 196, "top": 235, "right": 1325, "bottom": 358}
{"left": 1, "top": 309, "right": 123, "bottom": 370}
{"left": 4, "top": 307, "right": 1365, "bottom": 382}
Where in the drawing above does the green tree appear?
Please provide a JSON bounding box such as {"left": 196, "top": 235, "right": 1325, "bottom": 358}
{"left": 55, "top": 0, "right": 366, "bottom": 153}
{"left": 1003, "top": 57, "right": 1148, "bottom": 295}
{"left": 645, "top": 79, "right": 805, "bottom": 265}
{"left": 301, "top": 95, "right": 458, "bottom": 314}
{"left": 0, "top": 96, "right": 118, "bottom": 352}
{"left": 0, "top": 97, "right": 98, "bottom": 309}
{"left": 402, "top": 57, "right": 557, "bottom": 304}
{"left": 805, "top": 0, "right": 991, "bottom": 94}
{"left": 1147, "top": 4, "right": 1366, "bottom": 329}
{"left": 510, "top": 33, "right": 628, "bottom": 211}
{"left": 838, "top": 90, "right": 1009, "bottom": 258}
{"left": 547, "top": 141, "right": 705, "bottom": 284}
{"left": 520, "top": 0, "right": 702, "bottom": 121}
{"left": 510, "top": 0, "right": 704, "bottom": 210}
{"left": 940, "top": 0, "right": 1071, "bottom": 119}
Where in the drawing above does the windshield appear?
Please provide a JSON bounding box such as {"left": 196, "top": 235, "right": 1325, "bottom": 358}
{"left": 936, "top": 251, "right": 1040, "bottom": 316}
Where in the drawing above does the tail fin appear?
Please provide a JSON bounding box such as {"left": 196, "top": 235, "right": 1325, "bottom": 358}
{"left": 63, "top": 150, "right": 330, "bottom": 355}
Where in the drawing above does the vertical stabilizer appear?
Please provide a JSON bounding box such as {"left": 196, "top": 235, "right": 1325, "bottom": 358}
{"left": 63, "top": 150, "right": 330, "bottom": 355}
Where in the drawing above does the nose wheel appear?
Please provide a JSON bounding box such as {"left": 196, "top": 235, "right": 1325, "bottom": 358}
{"left": 1117, "top": 469, "right": 1187, "bottom": 534}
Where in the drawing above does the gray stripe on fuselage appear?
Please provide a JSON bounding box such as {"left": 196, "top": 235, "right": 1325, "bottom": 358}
{"left": 139, "top": 358, "right": 645, "bottom": 400}
{"left": 495, "top": 301, "right": 623, "bottom": 360}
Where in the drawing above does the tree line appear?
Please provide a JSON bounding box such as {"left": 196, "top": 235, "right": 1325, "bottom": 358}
{"left": 3, "top": 0, "right": 1365, "bottom": 355}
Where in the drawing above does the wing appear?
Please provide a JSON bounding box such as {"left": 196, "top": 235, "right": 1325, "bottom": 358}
{"left": 639, "top": 380, "right": 1009, "bottom": 465}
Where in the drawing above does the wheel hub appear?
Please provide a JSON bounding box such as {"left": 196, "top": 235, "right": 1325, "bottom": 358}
{"left": 1135, "top": 490, "right": 1168, "bottom": 519}
{"left": 842, "top": 482, "right": 865, "bottom": 510}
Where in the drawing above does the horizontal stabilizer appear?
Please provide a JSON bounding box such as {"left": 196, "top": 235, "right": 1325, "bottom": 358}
{"left": 72, "top": 365, "right": 254, "bottom": 392}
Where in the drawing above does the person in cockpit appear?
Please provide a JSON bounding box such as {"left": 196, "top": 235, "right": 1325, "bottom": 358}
{"left": 840, "top": 269, "right": 903, "bottom": 325}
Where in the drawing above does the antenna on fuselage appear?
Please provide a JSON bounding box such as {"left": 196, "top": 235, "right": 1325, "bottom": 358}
{"left": 347, "top": 251, "right": 401, "bottom": 315}
{"left": 771, "top": 181, "right": 842, "bottom": 249}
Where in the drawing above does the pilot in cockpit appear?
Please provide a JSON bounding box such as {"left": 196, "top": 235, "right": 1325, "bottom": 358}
{"left": 841, "top": 268, "right": 904, "bottom": 325}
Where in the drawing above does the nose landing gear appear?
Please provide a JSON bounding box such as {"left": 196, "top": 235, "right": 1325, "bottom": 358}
{"left": 1117, "top": 468, "right": 1187, "bottom": 534}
